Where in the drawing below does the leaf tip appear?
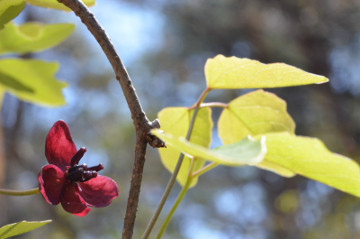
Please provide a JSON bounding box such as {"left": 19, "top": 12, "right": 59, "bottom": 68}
{"left": 315, "top": 76, "right": 330, "bottom": 84}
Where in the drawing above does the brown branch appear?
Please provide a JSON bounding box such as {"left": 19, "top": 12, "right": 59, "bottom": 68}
{"left": 56, "top": 1, "right": 164, "bottom": 238}
{"left": 123, "top": 132, "right": 147, "bottom": 237}
{"left": 58, "top": 0, "right": 147, "bottom": 129}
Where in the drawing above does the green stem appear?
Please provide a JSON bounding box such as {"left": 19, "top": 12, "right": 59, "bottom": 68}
{"left": 156, "top": 158, "right": 196, "bottom": 239}
{"left": 141, "top": 147, "right": 188, "bottom": 239}
{"left": 0, "top": 187, "right": 40, "bottom": 196}
{"left": 156, "top": 178, "right": 192, "bottom": 239}
{"left": 142, "top": 87, "right": 211, "bottom": 239}
{"left": 191, "top": 162, "right": 218, "bottom": 178}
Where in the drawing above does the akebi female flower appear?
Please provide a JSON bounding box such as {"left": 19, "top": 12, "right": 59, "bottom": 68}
{"left": 38, "top": 120, "right": 119, "bottom": 216}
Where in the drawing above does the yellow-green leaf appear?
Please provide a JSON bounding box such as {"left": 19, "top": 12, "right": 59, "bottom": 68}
{"left": 218, "top": 89, "right": 295, "bottom": 145}
{"left": 205, "top": 55, "right": 328, "bottom": 89}
{"left": 0, "top": 22, "right": 75, "bottom": 54}
{"left": 261, "top": 132, "right": 360, "bottom": 197}
{"left": 256, "top": 159, "right": 296, "bottom": 177}
{"left": 217, "top": 90, "right": 296, "bottom": 177}
{"left": 25, "top": 0, "right": 95, "bottom": 11}
{"left": 0, "top": 59, "right": 66, "bottom": 106}
{"left": 0, "top": 0, "right": 25, "bottom": 30}
{"left": 0, "top": 220, "right": 51, "bottom": 239}
{"left": 157, "top": 107, "right": 212, "bottom": 187}
{"left": 153, "top": 129, "right": 266, "bottom": 166}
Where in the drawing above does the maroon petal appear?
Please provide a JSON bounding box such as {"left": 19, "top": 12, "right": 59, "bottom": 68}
{"left": 78, "top": 175, "right": 119, "bottom": 207}
{"left": 45, "top": 120, "right": 77, "bottom": 171}
{"left": 38, "top": 165, "right": 65, "bottom": 205}
{"left": 60, "top": 182, "right": 91, "bottom": 217}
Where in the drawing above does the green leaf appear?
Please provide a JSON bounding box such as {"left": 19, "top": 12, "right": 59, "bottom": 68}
{"left": 256, "top": 159, "right": 296, "bottom": 177}
{"left": 218, "top": 89, "right": 295, "bottom": 145}
{"left": 25, "top": 0, "right": 95, "bottom": 11}
{"left": 261, "top": 132, "right": 360, "bottom": 197}
{"left": 153, "top": 129, "right": 267, "bottom": 166}
{"left": 0, "top": 22, "right": 75, "bottom": 54}
{"left": 217, "top": 90, "right": 296, "bottom": 177}
{"left": 0, "top": 220, "right": 51, "bottom": 239}
{"left": 205, "top": 54, "right": 329, "bottom": 89}
{"left": 157, "top": 107, "right": 213, "bottom": 187}
{"left": 0, "top": 59, "right": 66, "bottom": 106}
{"left": 0, "top": 0, "right": 25, "bottom": 30}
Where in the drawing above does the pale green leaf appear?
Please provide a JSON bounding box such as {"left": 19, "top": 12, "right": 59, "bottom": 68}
{"left": 218, "top": 90, "right": 295, "bottom": 177}
{"left": 218, "top": 89, "right": 295, "bottom": 145}
{"left": 0, "top": 59, "right": 66, "bottom": 106}
{"left": 25, "top": 0, "right": 95, "bottom": 11}
{"left": 0, "top": 0, "right": 25, "bottom": 30}
{"left": 153, "top": 129, "right": 267, "bottom": 166}
{"left": 157, "top": 107, "right": 213, "bottom": 187}
{"left": 205, "top": 54, "right": 328, "bottom": 89}
{"left": 0, "top": 220, "right": 51, "bottom": 239}
{"left": 256, "top": 160, "right": 296, "bottom": 178}
{"left": 0, "top": 22, "right": 75, "bottom": 54}
{"left": 261, "top": 132, "right": 360, "bottom": 197}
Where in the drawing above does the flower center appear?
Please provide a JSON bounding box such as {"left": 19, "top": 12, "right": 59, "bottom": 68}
{"left": 65, "top": 147, "right": 104, "bottom": 182}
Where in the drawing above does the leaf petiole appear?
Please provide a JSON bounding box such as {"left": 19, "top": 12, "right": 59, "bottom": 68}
{"left": 155, "top": 157, "right": 197, "bottom": 239}
{"left": 191, "top": 161, "right": 218, "bottom": 178}
{"left": 200, "top": 102, "right": 228, "bottom": 108}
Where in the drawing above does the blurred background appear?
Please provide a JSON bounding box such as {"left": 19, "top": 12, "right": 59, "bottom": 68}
{"left": 1, "top": 0, "right": 360, "bottom": 238}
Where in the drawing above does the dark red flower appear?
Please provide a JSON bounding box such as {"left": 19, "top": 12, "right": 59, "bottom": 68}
{"left": 38, "top": 120, "right": 119, "bottom": 216}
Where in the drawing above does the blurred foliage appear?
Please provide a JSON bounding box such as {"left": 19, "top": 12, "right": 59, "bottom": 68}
{"left": 0, "top": 220, "right": 51, "bottom": 238}
{"left": 1, "top": 0, "right": 360, "bottom": 238}
{"left": 25, "top": 0, "right": 95, "bottom": 11}
{"left": 0, "top": 22, "right": 74, "bottom": 54}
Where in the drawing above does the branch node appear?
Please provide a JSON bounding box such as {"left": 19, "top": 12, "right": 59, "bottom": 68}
{"left": 150, "top": 119, "right": 160, "bottom": 129}
{"left": 146, "top": 119, "right": 166, "bottom": 148}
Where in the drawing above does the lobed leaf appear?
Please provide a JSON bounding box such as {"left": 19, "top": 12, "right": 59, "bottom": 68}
{"left": 0, "top": 59, "right": 66, "bottom": 106}
{"left": 218, "top": 89, "right": 295, "bottom": 145}
{"left": 262, "top": 132, "right": 360, "bottom": 197}
{"left": 157, "top": 107, "right": 212, "bottom": 187}
{"left": 205, "top": 55, "right": 328, "bottom": 89}
{"left": 0, "top": 220, "right": 51, "bottom": 239}
{"left": 153, "top": 129, "right": 267, "bottom": 166}
{"left": 0, "top": 22, "right": 75, "bottom": 54}
{"left": 0, "top": 0, "right": 25, "bottom": 30}
{"left": 25, "top": 0, "right": 95, "bottom": 11}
